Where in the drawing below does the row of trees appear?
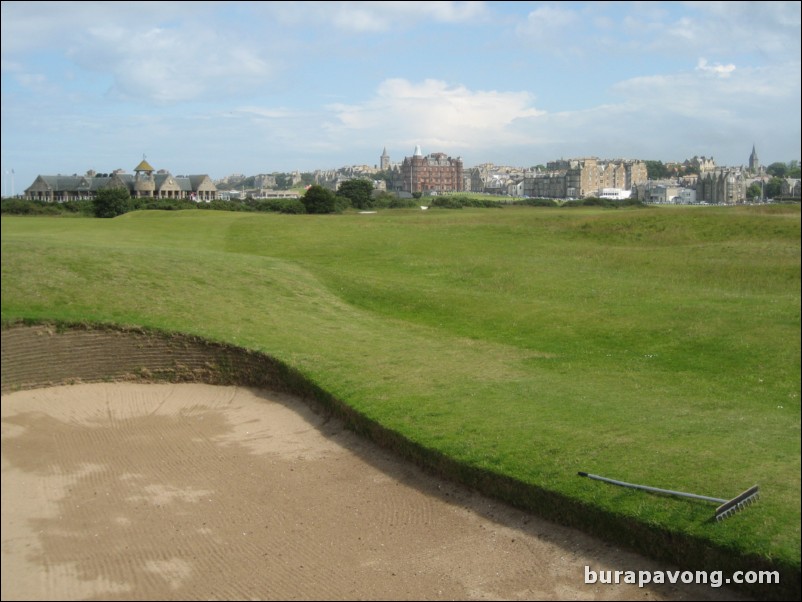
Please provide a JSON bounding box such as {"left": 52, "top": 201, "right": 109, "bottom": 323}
{"left": 644, "top": 160, "right": 700, "bottom": 180}
{"left": 765, "top": 160, "right": 801, "bottom": 178}
{"left": 301, "top": 179, "right": 377, "bottom": 213}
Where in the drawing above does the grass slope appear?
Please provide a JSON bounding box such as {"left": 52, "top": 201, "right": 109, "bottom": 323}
{"left": 2, "top": 206, "right": 799, "bottom": 576}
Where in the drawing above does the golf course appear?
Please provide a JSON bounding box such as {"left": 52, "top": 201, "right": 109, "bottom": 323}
{"left": 2, "top": 203, "right": 800, "bottom": 599}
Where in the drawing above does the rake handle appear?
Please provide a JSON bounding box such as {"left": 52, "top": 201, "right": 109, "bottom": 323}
{"left": 577, "top": 472, "right": 727, "bottom": 503}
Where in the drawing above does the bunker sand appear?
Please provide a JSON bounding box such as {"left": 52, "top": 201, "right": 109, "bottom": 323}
{"left": 2, "top": 382, "right": 746, "bottom": 600}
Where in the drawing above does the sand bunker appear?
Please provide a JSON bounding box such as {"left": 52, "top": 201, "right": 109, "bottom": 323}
{"left": 1, "top": 382, "right": 746, "bottom": 600}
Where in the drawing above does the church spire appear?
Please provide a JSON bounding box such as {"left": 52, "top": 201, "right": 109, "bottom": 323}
{"left": 748, "top": 144, "right": 760, "bottom": 173}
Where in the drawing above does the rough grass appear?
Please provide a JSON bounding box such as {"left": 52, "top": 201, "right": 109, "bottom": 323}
{"left": 2, "top": 205, "right": 799, "bottom": 587}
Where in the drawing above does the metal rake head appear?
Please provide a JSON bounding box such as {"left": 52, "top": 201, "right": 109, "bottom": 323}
{"left": 714, "top": 485, "right": 760, "bottom": 522}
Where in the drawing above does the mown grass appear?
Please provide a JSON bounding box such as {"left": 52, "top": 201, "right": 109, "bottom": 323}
{"left": 2, "top": 205, "right": 799, "bottom": 577}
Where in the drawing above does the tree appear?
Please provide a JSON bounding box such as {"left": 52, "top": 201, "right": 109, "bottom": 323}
{"left": 746, "top": 182, "right": 763, "bottom": 201}
{"left": 645, "top": 160, "right": 670, "bottom": 180}
{"left": 336, "top": 178, "right": 374, "bottom": 209}
{"left": 301, "top": 184, "right": 337, "bottom": 214}
{"left": 764, "top": 177, "right": 783, "bottom": 199}
{"left": 786, "top": 161, "right": 800, "bottom": 179}
{"left": 766, "top": 162, "right": 788, "bottom": 178}
{"left": 275, "top": 173, "right": 293, "bottom": 190}
{"left": 93, "top": 187, "right": 131, "bottom": 218}
{"left": 373, "top": 169, "right": 394, "bottom": 185}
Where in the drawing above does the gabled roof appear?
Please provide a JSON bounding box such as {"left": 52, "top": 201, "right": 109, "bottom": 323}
{"left": 153, "top": 173, "right": 216, "bottom": 192}
{"left": 35, "top": 175, "right": 94, "bottom": 191}
{"left": 90, "top": 174, "right": 134, "bottom": 191}
{"left": 154, "top": 173, "right": 178, "bottom": 189}
{"left": 174, "top": 177, "right": 193, "bottom": 192}
{"left": 187, "top": 175, "right": 215, "bottom": 189}
{"left": 25, "top": 174, "right": 135, "bottom": 194}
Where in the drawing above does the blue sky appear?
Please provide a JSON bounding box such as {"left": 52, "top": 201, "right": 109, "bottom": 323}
{"left": 2, "top": 1, "right": 800, "bottom": 192}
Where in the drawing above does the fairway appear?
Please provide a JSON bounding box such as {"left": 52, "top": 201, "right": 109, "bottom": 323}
{"left": 2, "top": 205, "right": 800, "bottom": 598}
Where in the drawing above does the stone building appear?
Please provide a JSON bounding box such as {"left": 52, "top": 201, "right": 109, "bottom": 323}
{"left": 25, "top": 159, "right": 217, "bottom": 202}
{"left": 464, "top": 164, "right": 496, "bottom": 193}
{"left": 524, "top": 171, "right": 567, "bottom": 198}
{"left": 696, "top": 168, "right": 746, "bottom": 204}
{"left": 525, "top": 158, "right": 647, "bottom": 199}
{"left": 781, "top": 178, "right": 801, "bottom": 198}
{"left": 398, "top": 146, "right": 464, "bottom": 194}
{"left": 686, "top": 156, "right": 717, "bottom": 174}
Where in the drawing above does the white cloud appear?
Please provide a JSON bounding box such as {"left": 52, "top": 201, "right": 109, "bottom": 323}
{"left": 324, "top": 78, "right": 544, "bottom": 151}
{"left": 1, "top": 2, "right": 191, "bottom": 55}
{"left": 516, "top": 5, "right": 579, "bottom": 46}
{"left": 655, "top": 1, "right": 800, "bottom": 58}
{"left": 513, "top": 1, "right": 801, "bottom": 62}
{"left": 269, "top": 1, "right": 487, "bottom": 32}
{"left": 235, "top": 107, "right": 300, "bottom": 120}
{"left": 613, "top": 62, "right": 797, "bottom": 110}
{"left": 695, "top": 58, "right": 736, "bottom": 77}
{"left": 2, "top": 2, "right": 277, "bottom": 104}
{"left": 68, "top": 25, "right": 273, "bottom": 103}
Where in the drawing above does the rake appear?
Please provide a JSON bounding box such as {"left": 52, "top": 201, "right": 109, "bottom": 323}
{"left": 578, "top": 471, "right": 760, "bottom": 522}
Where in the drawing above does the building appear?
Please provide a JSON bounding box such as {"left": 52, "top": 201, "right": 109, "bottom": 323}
{"left": 524, "top": 158, "right": 647, "bottom": 199}
{"left": 781, "top": 178, "right": 801, "bottom": 198}
{"left": 24, "top": 159, "right": 217, "bottom": 202}
{"left": 696, "top": 168, "right": 746, "bottom": 204}
{"left": 465, "top": 164, "right": 495, "bottom": 193}
{"left": 397, "top": 146, "right": 464, "bottom": 194}
{"left": 686, "top": 156, "right": 717, "bottom": 174}
{"left": 524, "top": 171, "right": 566, "bottom": 198}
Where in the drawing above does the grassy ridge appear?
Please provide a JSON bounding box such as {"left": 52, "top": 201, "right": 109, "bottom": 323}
{"left": 2, "top": 206, "right": 799, "bottom": 573}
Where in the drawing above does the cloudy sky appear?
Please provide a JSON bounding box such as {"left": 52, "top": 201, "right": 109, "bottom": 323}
{"left": 1, "top": 1, "right": 800, "bottom": 191}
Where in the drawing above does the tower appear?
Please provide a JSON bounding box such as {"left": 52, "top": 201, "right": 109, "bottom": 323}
{"left": 133, "top": 156, "right": 156, "bottom": 198}
{"left": 380, "top": 147, "right": 390, "bottom": 171}
{"left": 748, "top": 145, "right": 760, "bottom": 174}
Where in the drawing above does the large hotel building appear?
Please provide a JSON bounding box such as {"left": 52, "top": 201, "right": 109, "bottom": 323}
{"left": 393, "top": 146, "right": 464, "bottom": 194}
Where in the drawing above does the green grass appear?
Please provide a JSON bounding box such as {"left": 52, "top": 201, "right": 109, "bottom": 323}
{"left": 2, "top": 205, "right": 800, "bottom": 574}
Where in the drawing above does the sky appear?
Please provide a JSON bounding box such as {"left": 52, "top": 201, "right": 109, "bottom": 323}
{"left": 1, "top": 1, "right": 800, "bottom": 193}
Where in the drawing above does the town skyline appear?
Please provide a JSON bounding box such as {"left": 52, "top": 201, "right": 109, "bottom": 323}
{"left": 2, "top": 1, "right": 800, "bottom": 193}
{"left": 10, "top": 142, "right": 792, "bottom": 193}
{"left": 24, "top": 143, "right": 801, "bottom": 206}
{"left": 7, "top": 139, "right": 797, "bottom": 200}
